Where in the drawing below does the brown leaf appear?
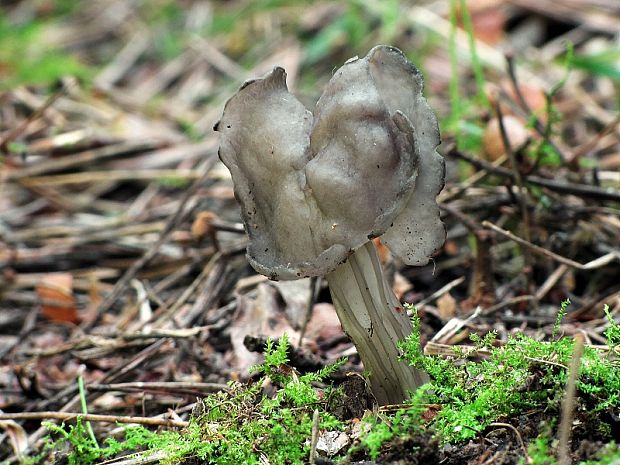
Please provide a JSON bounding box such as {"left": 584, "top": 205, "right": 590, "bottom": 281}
{"left": 483, "top": 115, "right": 530, "bottom": 161}
{"left": 229, "top": 283, "right": 299, "bottom": 372}
{"left": 487, "top": 81, "right": 548, "bottom": 122}
{"left": 36, "top": 273, "right": 78, "bottom": 323}
{"left": 392, "top": 272, "right": 412, "bottom": 300}
{"left": 373, "top": 237, "right": 390, "bottom": 265}
{"left": 304, "top": 303, "right": 342, "bottom": 344}
{"left": 0, "top": 418, "right": 28, "bottom": 459}
{"left": 191, "top": 211, "right": 218, "bottom": 240}
{"left": 444, "top": 240, "right": 460, "bottom": 256}
{"left": 271, "top": 279, "right": 312, "bottom": 329}
{"left": 437, "top": 292, "right": 458, "bottom": 320}
{"left": 470, "top": 5, "right": 506, "bottom": 45}
{"left": 600, "top": 152, "right": 620, "bottom": 169}
{"left": 507, "top": 83, "right": 547, "bottom": 118}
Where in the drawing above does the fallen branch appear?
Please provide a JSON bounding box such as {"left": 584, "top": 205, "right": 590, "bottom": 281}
{"left": 482, "top": 221, "right": 620, "bottom": 270}
{"left": 450, "top": 149, "right": 620, "bottom": 202}
{"left": 0, "top": 412, "right": 187, "bottom": 428}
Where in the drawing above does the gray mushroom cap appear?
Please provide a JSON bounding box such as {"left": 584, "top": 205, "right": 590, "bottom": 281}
{"left": 215, "top": 45, "right": 445, "bottom": 280}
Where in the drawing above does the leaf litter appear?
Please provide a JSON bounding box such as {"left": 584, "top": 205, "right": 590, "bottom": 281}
{"left": 0, "top": 1, "right": 619, "bottom": 463}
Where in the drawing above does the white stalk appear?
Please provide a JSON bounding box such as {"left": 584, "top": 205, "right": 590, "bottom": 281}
{"left": 326, "top": 241, "right": 428, "bottom": 405}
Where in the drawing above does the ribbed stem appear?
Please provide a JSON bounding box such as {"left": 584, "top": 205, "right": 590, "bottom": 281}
{"left": 326, "top": 241, "right": 428, "bottom": 405}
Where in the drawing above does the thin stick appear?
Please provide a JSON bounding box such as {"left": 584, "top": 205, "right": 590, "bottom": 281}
{"left": 6, "top": 141, "right": 160, "bottom": 181}
{"left": 488, "top": 422, "right": 528, "bottom": 461}
{"left": 570, "top": 112, "right": 620, "bottom": 165}
{"left": 309, "top": 409, "right": 320, "bottom": 464}
{"left": 438, "top": 155, "right": 508, "bottom": 203}
{"left": 480, "top": 295, "right": 536, "bottom": 316}
{"left": 88, "top": 381, "right": 228, "bottom": 394}
{"left": 506, "top": 55, "right": 566, "bottom": 163}
{"left": 416, "top": 276, "right": 465, "bottom": 308}
{"left": 482, "top": 221, "right": 620, "bottom": 270}
{"left": 19, "top": 169, "right": 204, "bottom": 187}
{"left": 535, "top": 264, "right": 569, "bottom": 300}
{"left": 495, "top": 102, "right": 532, "bottom": 244}
{"left": 23, "top": 339, "right": 171, "bottom": 456}
{"left": 0, "top": 412, "right": 187, "bottom": 428}
{"left": 450, "top": 148, "right": 620, "bottom": 202}
{"left": 154, "top": 252, "right": 222, "bottom": 328}
{"left": 0, "top": 85, "right": 68, "bottom": 150}
{"left": 495, "top": 102, "right": 534, "bottom": 292}
{"left": 558, "top": 332, "right": 585, "bottom": 465}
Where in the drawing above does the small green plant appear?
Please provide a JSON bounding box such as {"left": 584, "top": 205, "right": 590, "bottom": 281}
{"left": 77, "top": 375, "right": 98, "bottom": 449}
{"left": 552, "top": 298, "right": 571, "bottom": 339}
{"left": 526, "top": 97, "right": 564, "bottom": 169}
{"left": 27, "top": 308, "right": 620, "bottom": 464}
{"left": 43, "top": 418, "right": 103, "bottom": 465}
{"left": 156, "top": 175, "right": 191, "bottom": 189}
{"left": 603, "top": 304, "right": 620, "bottom": 352}
{"left": 457, "top": 0, "right": 488, "bottom": 108}
{"left": 522, "top": 433, "right": 556, "bottom": 465}
{"left": 568, "top": 47, "right": 620, "bottom": 81}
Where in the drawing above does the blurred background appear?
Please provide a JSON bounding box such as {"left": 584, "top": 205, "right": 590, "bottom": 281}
{"left": 1, "top": 0, "right": 618, "bottom": 140}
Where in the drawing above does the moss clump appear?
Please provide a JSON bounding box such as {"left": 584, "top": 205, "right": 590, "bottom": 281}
{"left": 36, "top": 335, "right": 345, "bottom": 465}
{"left": 359, "top": 302, "right": 619, "bottom": 459}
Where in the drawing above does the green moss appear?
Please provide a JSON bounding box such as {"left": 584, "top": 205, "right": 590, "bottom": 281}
{"left": 351, "top": 300, "right": 620, "bottom": 461}
{"left": 0, "top": 18, "right": 95, "bottom": 88}
{"left": 36, "top": 335, "right": 345, "bottom": 465}
{"left": 396, "top": 303, "right": 619, "bottom": 444}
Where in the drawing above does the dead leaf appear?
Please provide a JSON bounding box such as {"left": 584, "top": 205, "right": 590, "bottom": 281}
{"left": 392, "top": 272, "right": 412, "bottom": 300}
{"left": 229, "top": 283, "right": 299, "bottom": 373}
{"left": 316, "top": 431, "right": 350, "bottom": 456}
{"left": 487, "top": 81, "right": 548, "bottom": 122}
{"left": 36, "top": 273, "right": 78, "bottom": 324}
{"left": 303, "top": 303, "right": 342, "bottom": 345}
{"left": 444, "top": 240, "right": 460, "bottom": 256}
{"left": 483, "top": 115, "right": 530, "bottom": 161}
{"left": 505, "top": 82, "right": 547, "bottom": 118}
{"left": 373, "top": 237, "right": 390, "bottom": 264}
{"left": 271, "top": 279, "right": 312, "bottom": 329}
{"left": 0, "top": 417, "right": 28, "bottom": 460}
{"left": 469, "top": 4, "right": 506, "bottom": 45}
{"left": 600, "top": 152, "right": 620, "bottom": 169}
{"left": 437, "top": 292, "right": 458, "bottom": 320}
{"left": 191, "top": 211, "right": 218, "bottom": 240}
{"left": 452, "top": 1, "right": 507, "bottom": 45}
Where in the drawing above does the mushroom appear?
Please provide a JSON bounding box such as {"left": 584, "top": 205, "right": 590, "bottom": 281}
{"left": 215, "top": 45, "right": 445, "bottom": 405}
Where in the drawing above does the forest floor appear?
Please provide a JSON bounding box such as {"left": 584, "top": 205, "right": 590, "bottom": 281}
{"left": 0, "top": 1, "right": 619, "bottom": 464}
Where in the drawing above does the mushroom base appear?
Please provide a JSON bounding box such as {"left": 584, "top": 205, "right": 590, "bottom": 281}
{"left": 326, "top": 241, "right": 428, "bottom": 405}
